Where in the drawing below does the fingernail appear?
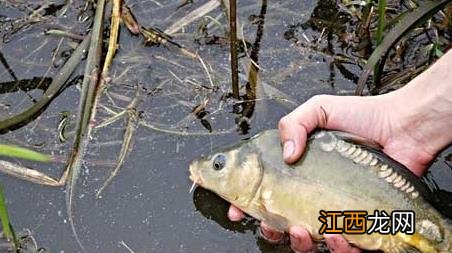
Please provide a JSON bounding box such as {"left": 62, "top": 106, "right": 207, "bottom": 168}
{"left": 260, "top": 224, "right": 283, "bottom": 243}
{"left": 283, "top": 140, "right": 295, "bottom": 160}
{"left": 227, "top": 207, "right": 244, "bottom": 222}
{"left": 259, "top": 222, "right": 284, "bottom": 244}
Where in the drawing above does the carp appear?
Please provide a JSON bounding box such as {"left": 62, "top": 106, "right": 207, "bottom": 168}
{"left": 189, "top": 129, "right": 452, "bottom": 253}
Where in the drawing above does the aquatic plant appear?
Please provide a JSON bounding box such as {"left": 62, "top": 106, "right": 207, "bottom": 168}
{"left": 0, "top": 184, "right": 17, "bottom": 250}
{"left": 356, "top": 0, "right": 451, "bottom": 95}
{"left": 0, "top": 145, "right": 50, "bottom": 163}
{"left": 0, "top": 144, "right": 51, "bottom": 251}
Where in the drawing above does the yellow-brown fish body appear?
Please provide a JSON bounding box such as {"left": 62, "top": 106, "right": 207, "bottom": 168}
{"left": 189, "top": 129, "right": 452, "bottom": 253}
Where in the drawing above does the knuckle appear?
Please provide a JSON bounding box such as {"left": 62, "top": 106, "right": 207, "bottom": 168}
{"left": 278, "top": 116, "right": 291, "bottom": 130}
{"left": 309, "top": 94, "right": 329, "bottom": 106}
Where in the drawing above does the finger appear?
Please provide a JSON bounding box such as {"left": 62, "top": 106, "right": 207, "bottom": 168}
{"left": 324, "top": 234, "right": 361, "bottom": 253}
{"left": 279, "top": 95, "right": 330, "bottom": 164}
{"left": 278, "top": 116, "right": 307, "bottom": 164}
{"left": 259, "top": 222, "right": 284, "bottom": 244}
{"left": 228, "top": 205, "right": 245, "bottom": 221}
{"left": 289, "top": 226, "right": 314, "bottom": 253}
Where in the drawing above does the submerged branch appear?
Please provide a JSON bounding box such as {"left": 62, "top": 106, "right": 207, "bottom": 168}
{"left": 165, "top": 0, "right": 221, "bottom": 35}
{"left": 140, "top": 121, "right": 235, "bottom": 136}
{"left": 96, "top": 90, "right": 141, "bottom": 198}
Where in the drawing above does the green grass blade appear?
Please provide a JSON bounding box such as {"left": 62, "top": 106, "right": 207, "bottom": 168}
{"left": 0, "top": 144, "right": 51, "bottom": 162}
{"left": 355, "top": 0, "right": 451, "bottom": 95}
{"left": 0, "top": 184, "right": 17, "bottom": 249}
{"left": 373, "top": 0, "right": 387, "bottom": 86}
{"left": 376, "top": 0, "right": 386, "bottom": 45}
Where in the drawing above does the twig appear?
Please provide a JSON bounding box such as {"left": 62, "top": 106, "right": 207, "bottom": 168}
{"left": 96, "top": 90, "right": 141, "bottom": 198}
{"left": 44, "top": 29, "right": 85, "bottom": 41}
{"left": 140, "top": 121, "right": 235, "bottom": 136}
{"left": 102, "top": 0, "right": 121, "bottom": 75}
{"left": 95, "top": 110, "right": 127, "bottom": 129}
{"left": 119, "top": 241, "right": 136, "bottom": 253}
{"left": 0, "top": 160, "right": 61, "bottom": 186}
{"left": 197, "top": 54, "right": 214, "bottom": 88}
{"left": 121, "top": 5, "right": 140, "bottom": 35}
{"left": 165, "top": 0, "right": 221, "bottom": 35}
{"left": 229, "top": 0, "right": 239, "bottom": 98}
{"left": 239, "top": 24, "right": 260, "bottom": 70}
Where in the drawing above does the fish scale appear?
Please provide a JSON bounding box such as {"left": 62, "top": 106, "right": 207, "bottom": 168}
{"left": 334, "top": 138, "right": 420, "bottom": 199}
{"left": 189, "top": 129, "right": 452, "bottom": 253}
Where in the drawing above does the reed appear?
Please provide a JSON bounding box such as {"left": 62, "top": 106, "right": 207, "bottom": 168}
{"left": 229, "top": 0, "right": 239, "bottom": 99}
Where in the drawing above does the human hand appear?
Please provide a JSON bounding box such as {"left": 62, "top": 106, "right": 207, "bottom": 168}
{"left": 228, "top": 49, "right": 452, "bottom": 252}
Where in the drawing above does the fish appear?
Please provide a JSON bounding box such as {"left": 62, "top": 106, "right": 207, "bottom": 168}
{"left": 189, "top": 129, "right": 452, "bottom": 253}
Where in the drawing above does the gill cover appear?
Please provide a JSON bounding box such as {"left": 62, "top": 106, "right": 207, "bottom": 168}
{"left": 196, "top": 149, "right": 265, "bottom": 209}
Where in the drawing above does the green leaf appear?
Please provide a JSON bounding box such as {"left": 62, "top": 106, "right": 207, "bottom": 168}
{"left": 0, "top": 184, "right": 17, "bottom": 249}
{"left": 435, "top": 47, "right": 444, "bottom": 57}
{"left": 376, "top": 0, "right": 387, "bottom": 45}
{"left": 0, "top": 144, "right": 51, "bottom": 162}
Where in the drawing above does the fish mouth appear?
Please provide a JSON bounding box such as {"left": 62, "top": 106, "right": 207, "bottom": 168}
{"left": 188, "top": 163, "right": 200, "bottom": 183}
{"left": 188, "top": 162, "right": 203, "bottom": 192}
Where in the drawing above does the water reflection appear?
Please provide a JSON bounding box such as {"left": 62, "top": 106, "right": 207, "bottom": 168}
{"left": 235, "top": 0, "right": 267, "bottom": 135}
{"left": 0, "top": 50, "right": 18, "bottom": 81}
{"left": 193, "top": 187, "right": 297, "bottom": 253}
{"left": 1, "top": 0, "right": 451, "bottom": 252}
{"left": 193, "top": 187, "right": 255, "bottom": 233}
{"left": 0, "top": 77, "right": 52, "bottom": 94}
{"left": 283, "top": 0, "right": 364, "bottom": 87}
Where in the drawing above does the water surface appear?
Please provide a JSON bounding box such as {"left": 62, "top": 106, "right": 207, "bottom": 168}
{"left": 0, "top": 0, "right": 450, "bottom": 252}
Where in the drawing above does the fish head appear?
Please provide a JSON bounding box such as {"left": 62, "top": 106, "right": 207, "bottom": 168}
{"left": 189, "top": 146, "right": 263, "bottom": 209}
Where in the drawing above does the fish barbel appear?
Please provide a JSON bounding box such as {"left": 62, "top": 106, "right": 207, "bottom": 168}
{"left": 189, "top": 129, "right": 452, "bottom": 253}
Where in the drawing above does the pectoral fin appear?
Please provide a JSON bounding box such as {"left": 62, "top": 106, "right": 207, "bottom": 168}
{"left": 259, "top": 200, "right": 289, "bottom": 232}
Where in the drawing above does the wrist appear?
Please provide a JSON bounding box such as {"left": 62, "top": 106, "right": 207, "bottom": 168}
{"left": 387, "top": 49, "right": 452, "bottom": 155}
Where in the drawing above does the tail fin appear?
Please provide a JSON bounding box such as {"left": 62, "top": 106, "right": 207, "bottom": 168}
{"left": 439, "top": 218, "right": 452, "bottom": 253}
{"left": 399, "top": 217, "right": 452, "bottom": 253}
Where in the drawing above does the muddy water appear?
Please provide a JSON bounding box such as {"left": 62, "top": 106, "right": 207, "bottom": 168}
{"left": 0, "top": 0, "right": 450, "bottom": 252}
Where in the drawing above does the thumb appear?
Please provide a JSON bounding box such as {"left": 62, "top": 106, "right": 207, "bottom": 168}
{"left": 278, "top": 95, "right": 332, "bottom": 164}
{"left": 278, "top": 117, "right": 308, "bottom": 164}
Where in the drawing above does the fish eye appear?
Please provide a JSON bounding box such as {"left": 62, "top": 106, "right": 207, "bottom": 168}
{"left": 212, "top": 154, "right": 226, "bottom": 171}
